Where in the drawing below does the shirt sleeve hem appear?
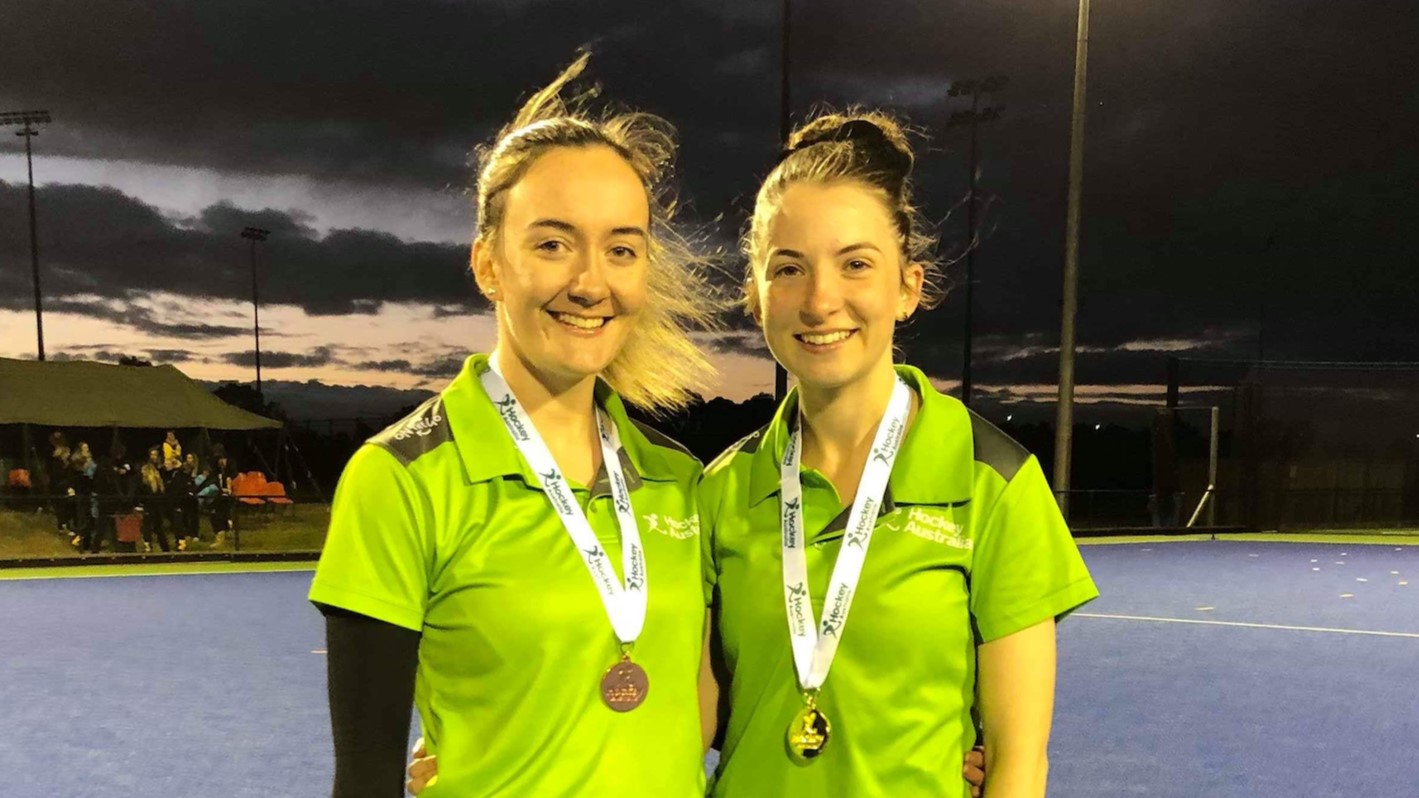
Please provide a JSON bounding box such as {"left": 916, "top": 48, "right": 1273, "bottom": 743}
{"left": 308, "top": 582, "right": 425, "bottom": 633}
{"left": 975, "top": 577, "right": 1100, "bottom": 643}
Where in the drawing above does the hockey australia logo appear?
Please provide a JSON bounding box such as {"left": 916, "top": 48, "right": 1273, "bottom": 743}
{"left": 393, "top": 409, "right": 443, "bottom": 441}
{"left": 902, "top": 507, "right": 972, "bottom": 549}
{"left": 782, "top": 498, "right": 802, "bottom": 547}
{"left": 820, "top": 584, "right": 852, "bottom": 637}
{"left": 870, "top": 418, "right": 901, "bottom": 466}
{"left": 624, "top": 548, "right": 645, "bottom": 591}
{"left": 541, "top": 469, "right": 575, "bottom": 515}
{"left": 493, "top": 395, "right": 532, "bottom": 441}
{"left": 582, "top": 544, "right": 616, "bottom": 591}
{"left": 786, "top": 581, "right": 810, "bottom": 636}
{"left": 845, "top": 498, "right": 876, "bottom": 548}
{"left": 612, "top": 471, "right": 632, "bottom": 515}
{"left": 645, "top": 513, "right": 698, "bottom": 540}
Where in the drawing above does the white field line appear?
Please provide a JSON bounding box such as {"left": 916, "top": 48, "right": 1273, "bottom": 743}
{"left": 1075, "top": 612, "right": 1419, "bottom": 639}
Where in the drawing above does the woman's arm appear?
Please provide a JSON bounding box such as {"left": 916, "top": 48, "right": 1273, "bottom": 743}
{"left": 976, "top": 618, "right": 1056, "bottom": 798}
{"left": 322, "top": 606, "right": 422, "bottom": 798}
{"left": 697, "top": 609, "right": 719, "bottom": 752}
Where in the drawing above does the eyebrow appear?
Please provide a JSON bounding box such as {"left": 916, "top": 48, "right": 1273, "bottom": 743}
{"left": 527, "top": 218, "right": 648, "bottom": 239}
{"left": 771, "top": 242, "right": 882, "bottom": 259}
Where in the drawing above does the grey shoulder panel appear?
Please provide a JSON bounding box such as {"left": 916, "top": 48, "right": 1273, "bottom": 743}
{"left": 630, "top": 419, "right": 696, "bottom": 462}
{"left": 368, "top": 395, "right": 453, "bottom": 466}
{"left": 968, "top": 410, "right": 1030, "bottom": 482}
{"left": 734, "top": 424, "right": 768, "bottom": 456}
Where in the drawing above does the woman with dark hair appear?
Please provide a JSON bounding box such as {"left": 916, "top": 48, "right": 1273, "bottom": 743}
{"left": 68, "top": 445, "right": 96, "bottom": 551}
{"left": 207, "top": 454, "right": 235, "bottom": 548}
{"left": 49, "top": 432, "right": 74, "bottom": 535}
{"left": 696, "top": 111, "right": 1097, "bottom": 797}
{"left": 164, "top": 453, "right": 195, "bottom": 552}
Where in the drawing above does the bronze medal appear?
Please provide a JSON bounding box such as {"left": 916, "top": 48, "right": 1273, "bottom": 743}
{"left": 600, "top": 655, "right": 649, "bottom": 712}
{"left": 786, "top": 701, "right": 831, "bottom": 763}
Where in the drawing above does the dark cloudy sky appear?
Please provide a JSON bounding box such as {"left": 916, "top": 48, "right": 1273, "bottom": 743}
{"left": 1, "top": 0, "right": 1415, "bottom": 417}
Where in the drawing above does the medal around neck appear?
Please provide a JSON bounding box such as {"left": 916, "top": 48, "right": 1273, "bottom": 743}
{"left": 779, "top": 376, "right": 912, "bottom": 761}
{"left": 481, "top": 359, "right": 651, "bottom": 711}
{"left": 600, "top": 654, "right": 650, "bottom": 712}
{"left": 786, "top": 692, "right": 832, "bottom": 763}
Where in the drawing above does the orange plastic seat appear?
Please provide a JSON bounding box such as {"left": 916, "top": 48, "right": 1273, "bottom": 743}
{"left": 234, "top": 474, "right": 266, "bottom": 506}
{"left": 263, "top": 481, "right": 295, "bottom": 506}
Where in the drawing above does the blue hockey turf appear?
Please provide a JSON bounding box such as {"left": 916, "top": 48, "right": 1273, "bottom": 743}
{"left": 1, "top": 541, "right": 1415, "bottom": 796}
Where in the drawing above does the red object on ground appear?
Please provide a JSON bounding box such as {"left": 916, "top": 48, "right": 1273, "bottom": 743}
{"left": 115, "top": 513, "right": 142, "bottom": 543}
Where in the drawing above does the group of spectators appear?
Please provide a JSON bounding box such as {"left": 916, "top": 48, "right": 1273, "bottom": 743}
{"left": 47, "top": 430, "right": 237, "bottom": 554}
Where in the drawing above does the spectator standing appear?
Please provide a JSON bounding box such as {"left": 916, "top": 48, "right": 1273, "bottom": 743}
{"left": 68, "top": 446, "right": 96, "bottom": 551}
{"left": 165, "top": 454, "right": 195, "bottom": 552}
{"left": 207, "top": 455, "right": 236, "bottom": 548}
{"left": 137, "top": 448, "right": 171, "bottom": 553}
{"left": 90, "top": 447, "right": 128, "bottom": 554}
{"left": 162, "top": 431, "right": 183, "bottom": 474}
{"left": 49, "top": 433, "right": 74, "bottom": 535}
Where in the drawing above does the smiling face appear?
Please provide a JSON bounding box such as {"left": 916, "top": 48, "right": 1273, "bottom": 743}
{"left": 472, "top": 144, "right": 651, "bottom": 390}
{"left": 751, "top": 180, "right": 923, "bottom": 394}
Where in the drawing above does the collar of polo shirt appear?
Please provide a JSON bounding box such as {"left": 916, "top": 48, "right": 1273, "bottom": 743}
{"left": 443, "top": 353, "right": 683, "bottom": 491}
{"left": 746, "top": 364, "right": 975, "bottom": 508}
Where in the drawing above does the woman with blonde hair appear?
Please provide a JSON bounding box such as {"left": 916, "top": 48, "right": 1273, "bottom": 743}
{"left": 309, "top": 53, "right": 722, "bottom": 797}
{"left": 137, "top": 447, "right": 171, "bottom": 553}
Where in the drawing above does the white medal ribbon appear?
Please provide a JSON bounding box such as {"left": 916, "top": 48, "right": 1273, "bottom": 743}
{"left": 481, "top": 358, "right": 647, "bottom": 646}
{"left": 781, "top": 376, "right": 912, "bottom": 693}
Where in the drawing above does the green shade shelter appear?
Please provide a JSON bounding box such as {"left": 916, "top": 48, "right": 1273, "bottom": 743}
{"left": 0, "top": 358, "right": 280, "bottom": 430}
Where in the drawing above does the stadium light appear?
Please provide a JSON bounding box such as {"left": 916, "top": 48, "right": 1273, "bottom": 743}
{"left": 1053, "top": 0, "right": 1092, "bottom": 517}
{"left": 946, "top": 77, "right": 1007, "bottom": 408}
{"left": 240, "top": 226, "right": 271, "bottom": 399}
{"left": 1, "top": 109, "right": 53, "bottom": 361}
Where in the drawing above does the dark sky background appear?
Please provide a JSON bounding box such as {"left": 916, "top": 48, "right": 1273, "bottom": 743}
{"left": 1, "top": 0, "right": 1415, "bottom": 421}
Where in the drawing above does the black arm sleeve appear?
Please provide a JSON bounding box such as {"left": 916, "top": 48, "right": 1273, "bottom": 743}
{"left": 319, "top": 604, "right": 422, "bottom": 798}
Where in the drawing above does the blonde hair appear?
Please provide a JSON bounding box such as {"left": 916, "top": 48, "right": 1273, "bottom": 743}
{"left": 742, "top": 109, "right": 945, "bottom": 312}
{"left": 141, "top": 462, "right": 164, "bottom": 493}
{"left": 473, "top": 53, "right": 722, "bottom": 412}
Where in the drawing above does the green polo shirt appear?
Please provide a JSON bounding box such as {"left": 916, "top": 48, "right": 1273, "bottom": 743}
{"left": 309, "top": 354, "right": 707, "bottom": 798}
{"left": 700, "top": 364, "right": 1098, "bottom": 797}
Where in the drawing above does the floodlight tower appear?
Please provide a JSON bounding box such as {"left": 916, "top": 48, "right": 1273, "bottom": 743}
{"left": 946, "top": 78, "right": 1007, "bottom": 408}
{"left": 240, "top": 226, "right": 271, "bottom": 398}
{"left": 1053, "top": 0, "right": 1092, "bottom": 517}
{"left": 1, "top": 110, "right": 53, "bottom": 360}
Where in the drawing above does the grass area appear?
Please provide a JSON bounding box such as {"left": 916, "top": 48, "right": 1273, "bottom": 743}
{"left": 0, "top": 509, "right": 75, "bottom": 559}
{"left": 0, "top": 504, "right": 330, "bottom": 560}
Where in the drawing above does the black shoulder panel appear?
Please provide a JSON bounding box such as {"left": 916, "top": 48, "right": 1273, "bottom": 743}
{"left": 704, "top": 423, "right": 769, "bottom": 473}
{"left": 630, "top": 419, "right": 696, "bottom": 461}
{"left": 967, "top": 410, "right": 1030, "bottom": 482}
{"left": 369, "top": 396, "right": 453, "bottom": 466}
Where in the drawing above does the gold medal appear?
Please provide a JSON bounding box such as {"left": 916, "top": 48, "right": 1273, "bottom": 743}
{"left": 786, "top": 694, "right": 831, "bottom": 763}
{"left": 600, "top": 655, "right": 649, "bottom": 712}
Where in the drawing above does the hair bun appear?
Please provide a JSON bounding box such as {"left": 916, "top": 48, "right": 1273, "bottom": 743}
{"left": 781, "top": 117, "right": 912, "bottom": 182}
